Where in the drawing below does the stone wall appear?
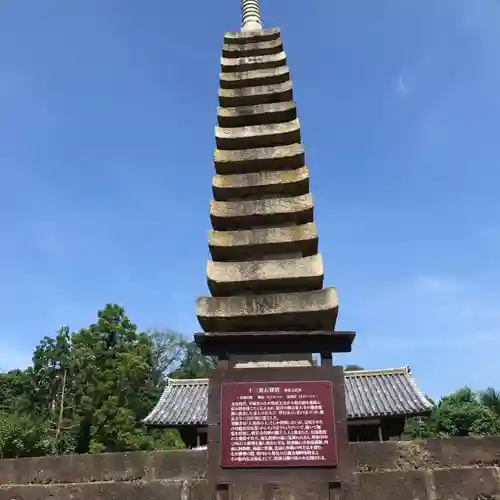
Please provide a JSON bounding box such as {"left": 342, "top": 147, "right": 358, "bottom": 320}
{"left": 0, "top": 437, "right": 499, "bottom": 499}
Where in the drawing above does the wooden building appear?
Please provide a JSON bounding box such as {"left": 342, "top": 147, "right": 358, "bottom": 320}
{"left": 143, "top": 366, "right": 432, "bottom": 447}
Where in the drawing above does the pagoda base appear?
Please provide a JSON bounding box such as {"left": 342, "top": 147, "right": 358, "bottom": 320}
{"left": 205, "top": 360, "right": 352, "bottom": 494}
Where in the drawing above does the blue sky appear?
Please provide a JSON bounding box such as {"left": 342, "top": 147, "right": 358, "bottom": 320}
{"left": 0, "top": 0, "right": 499, "bottom": 400}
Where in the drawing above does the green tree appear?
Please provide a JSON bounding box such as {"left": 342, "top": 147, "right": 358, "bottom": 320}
{"left": 478, "top": 387, "right": 500, "bottom": 417}
{"left": 404, "top": 387, "right": 500, "bottom": 439}
{"left": 148, "top": 328, "right": 188, "bottom": 386}
{"left": 0, "top": 328, "right": 78, "bottom": 456}
{"left": 433, "top": 388, "right": 500, "bottom": 437}
{"left": 147, "top": 428, "right": 186, "bottom": 450}
{"left": 71, "top": 304, "right": 158, "bottom": 453}
{"left": 31, "top": 326, "right": 75, "bottom": 446}
{"left": 170, "top": 341, "right": 216, "bottom": 379}
{"left": 0, "top": 307, "right": 209, "bottom": 457}
{"left": 0, "top": 413, "right": 52, "bottom": 459}
{"left": 345, "top": 365, "right": 364, "bottom": 371}
{"left": 0, "top": 369, "right": 33, "bottom": 414}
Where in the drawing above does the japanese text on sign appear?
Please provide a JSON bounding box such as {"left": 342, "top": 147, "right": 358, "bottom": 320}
{"left": 220, "top": 381, "right": 337, "bottom": 468}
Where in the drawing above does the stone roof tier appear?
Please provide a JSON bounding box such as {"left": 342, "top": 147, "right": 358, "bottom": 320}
{"left": 196, "top": 287, "right": 338, "bottom": 332}
{"left": 208, "top": 223, "right": 318, "bottom": 261}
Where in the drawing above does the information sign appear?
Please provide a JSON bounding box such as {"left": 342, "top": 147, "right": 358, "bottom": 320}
{"left": 220, "top": 381, "right": 337, "bottom": 468}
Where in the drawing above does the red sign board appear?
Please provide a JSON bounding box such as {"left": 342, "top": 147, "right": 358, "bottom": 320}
{"left": 220, "top": 380, "right": 337, "bottom": 468}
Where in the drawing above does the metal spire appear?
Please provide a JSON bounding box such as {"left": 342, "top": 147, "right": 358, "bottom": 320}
{"left": 241, "top": 0, "right": 262, "bottom": 32}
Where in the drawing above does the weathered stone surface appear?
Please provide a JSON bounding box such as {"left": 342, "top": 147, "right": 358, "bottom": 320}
{"left": 0, "top": 452, "right": 151, "bottom": 484}
{"left": 219, "top": 66, "right": 290, "bottom": 89}
{"left": 207, "top": 254, "right": 324, "bottom": 296}
{"left": 212, "top": 166, "right": 309, "bottom": 200}
{"left": 196, "top": 287, "right": 338, "bottom": 332}
{"left": 10, "top": 469, "right": 500, "bottom": 500}
{"left": 211, "top": 193, "right": 312, "bottom": 217}
{"left": 210, "top": 193, "right": 313, "bottom": 230}
{"left": 224, "top": 28, "right": 280, "bottom": 44}
{"left": 215, "top": 119, "right": 300, "bottom": 150}
{"left": 0, "top": 481, "right": 184, "bottom": 500}
{"left": 348, "top": 470, "right": 429, "bottom": 500}
{"left": 349, "top": 441, "right": 403, "bottom": 473}
{"left": 214, "top": 143, "right": 304, "bottom": 174}
{"left": 217, "top": 101, "right": 297, "bottom": 127}
{"left": 208, "top": 223, "right": 318, "bottom": 261}
{"left": 0, "top": 450, "right": 207, "bottom": 485}
{"left": 221, "top": 52, "right": 286, "bottom": 73}
{"left": 222, "top": 38, "right": 283, "bottom": 58}
{"left": 148, "top": 451, "right": 207, "bottom": 480}
{"left": 271, "top": 483, "right": 330, "bottom": 500}
{"left": 187, "top": 480, "right": 213, "bottom": 500}
{"left": 3, "top": 439, "right": 500, "bottom": 484}
{"left": 424, "top": 435, "right": 500, "bottom": 467}
{"left": 352, "top": 438, "right": 500, "bottom": 473}
{"left": 230, "top": 483, "right": 263, "bottom": 500}
{"left": 433, "top": 467, "right": 500, "bottom": 500}
{"left": 219, "top": 81, "right": 292, "bottom": 107}
{"left": 3, "top": 440, "right": 500, "bottom": 500}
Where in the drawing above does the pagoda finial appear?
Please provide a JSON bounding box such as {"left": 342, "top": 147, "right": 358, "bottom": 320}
{"left": 241, "top": 0, "right": 262, "bottom": 32}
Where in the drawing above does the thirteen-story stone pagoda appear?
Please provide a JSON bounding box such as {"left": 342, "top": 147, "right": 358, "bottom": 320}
{"left": 194, "top": 2, "right": 354, "bottom": 493}
{"left": 196, "top": 27, "right": 339, "bottom": 346}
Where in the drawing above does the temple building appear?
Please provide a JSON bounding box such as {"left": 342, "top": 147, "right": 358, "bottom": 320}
{"left": 143, "top": 366, "right": 432, "bottom": 447}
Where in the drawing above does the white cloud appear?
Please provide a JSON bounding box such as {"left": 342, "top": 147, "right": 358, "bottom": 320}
{"left": 395, "top": 74, "right": 409, "bottom": 96}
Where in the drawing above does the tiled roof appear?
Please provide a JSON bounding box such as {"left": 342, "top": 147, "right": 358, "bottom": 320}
{"left": 143, "top": 366, "right": 432, "bottom": 426}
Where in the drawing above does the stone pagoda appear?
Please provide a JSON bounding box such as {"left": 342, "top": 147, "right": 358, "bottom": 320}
{"left": 195, "top": 1, "right": 352, "bottom": 359}
{"left": 195, "top": 0, "right": 355, "bottom": 496}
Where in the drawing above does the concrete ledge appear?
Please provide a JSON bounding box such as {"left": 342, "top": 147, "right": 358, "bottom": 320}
{"left": 215, "top": 119, "right": 300, "bottom": 150}
{"left": 208, "top": 223, "right": 318, "bottom": 261}
{"left": 210, "top": 193, "right": 313, "bottom": 230}
{"left": 217, "top": 101, "right": 297, "bottom": 128}
{"left": 350, "top": 470, "right": 429, "bottom": 500}
{"left": 222, "top": 39, "right": 283, "bottom": 58}
{"left": 423, "top": 436, "right": 500, "bottom": 467}
{"left": 224, "top": 28, "right": 280, "bottom": 45}
{"left": 207, "top": 254, "right": 324, "bottom": 296}
{"left": 3, "top": 439, "right": 500, "bottom": 485}
{"left": 196, "top": 287, "right": 338, "bottom": 332}
{"left": 350, "top": 438, "right": 500, "bottom": 473}
{"left": 0, "top": 482, "right": 186, "bottom": 500}
{"left": 219, "top": 66, "right": 290, "bottom": 89}
{"left": 2, "top": 438, "right": 500, "bottom": 500}
{"left": 2, "top": 467, "right": 500, "bottom": 500}
{"left": 221, "top": 52, "right": 287, "bottom": 73}
{"left": 0, "top": 450, "right": 207, "bottom": 484}
{"left": 214, "top": 143, "right": 305, "bottom": 174}
{"left": 433, "top": 467, "right": 500, "bottom": 499}
{"left": 219, "top": 81, "right": 292, "bottom": 107}
{"left": 212, "top": 166, "right": 309, "bottom": 200}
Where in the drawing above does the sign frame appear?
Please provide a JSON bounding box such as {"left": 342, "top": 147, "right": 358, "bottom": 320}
{"left": 220, "top": 380, "right": 338, "bottom": 468}
{"left": 206, "top": 363, "right": 351, "bottom": 487}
